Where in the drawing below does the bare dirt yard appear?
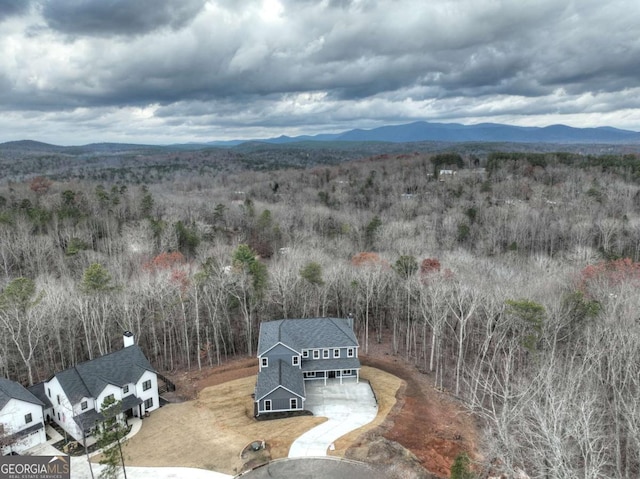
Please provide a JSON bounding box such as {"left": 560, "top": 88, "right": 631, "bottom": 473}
{"left": 353, "top": 340, "right": 482, "bottom": 478}
{"left": 122, "top": 361, "right": 401, "bottom": 475}
{"left": 122, "top": 374, "right": 323, "bottom": 475}
{"left": 122, "top": 343, "right": 480, "bottom": 478}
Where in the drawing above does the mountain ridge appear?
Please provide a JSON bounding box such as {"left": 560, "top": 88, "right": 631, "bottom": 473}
{"left": 3, "top": 121, "right": 640, "bottom": 149}
{"left": 210, "top": 121, "right": 640, "bottom": 145}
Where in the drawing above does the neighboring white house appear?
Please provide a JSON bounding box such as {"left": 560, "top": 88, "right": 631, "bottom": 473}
{"left": 37, "top": 332, "right": 159, "bottom": 443}
{"left": 0, "top": 378, "right": 46, "bottom": 455}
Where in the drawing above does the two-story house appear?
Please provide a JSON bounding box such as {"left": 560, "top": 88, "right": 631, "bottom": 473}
{"left": 255, "top": 317, "right": 360, "bottom": 416}
{"left": 0, "top": 378, "right": 46, "bottom": 455}
{"left": 37, "top": 332, "right": 159, "bottom": 443}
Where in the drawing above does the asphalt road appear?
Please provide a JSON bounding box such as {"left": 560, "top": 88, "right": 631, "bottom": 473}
{"left": 235, "top": 457, "right": 386, "bottom": 479}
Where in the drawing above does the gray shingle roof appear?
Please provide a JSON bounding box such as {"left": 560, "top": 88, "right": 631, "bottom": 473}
{"left": 27, "top": 382, "right": 53, "bottom": 409}
{"left": 255, "top": 359, "right": 305, "bottom": 401}
{"left": 55, "top": 345, "right": 155, "bottom": 404}
{"left": 0, "top": 378, "right": 44, "bottom": 409}
{"left": 121, "top": 394, "right": 143, "bottom": 411}
{"left": 73, "top": 408, "right": 104, "bottom": 433}
{"left": 302, "top": 358, "right": 361, "bottom": 372}
{"left": 257, "top": 318, "right": 358, "bottom": 355}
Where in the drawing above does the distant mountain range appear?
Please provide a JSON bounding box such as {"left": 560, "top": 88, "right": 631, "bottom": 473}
{"left": 225, "top": 121, "right": 640, "bottom": 146}
{"left": 3, "top": 121, "right": 640, "bottom": 150}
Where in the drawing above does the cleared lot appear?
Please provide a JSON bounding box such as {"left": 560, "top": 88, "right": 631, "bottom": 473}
{"left": 124, "top": 376, "right": 325, "bottom": 475}
{"left": 123, "top": 367, "right": 400, "bottom": 475}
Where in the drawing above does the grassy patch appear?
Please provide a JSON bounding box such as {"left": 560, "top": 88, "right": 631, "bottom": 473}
{"left": 122, "top": 376, "right": 325, "bottom": 475}
{"left": 122, "top": 367, "right": 401, "bottom": 475}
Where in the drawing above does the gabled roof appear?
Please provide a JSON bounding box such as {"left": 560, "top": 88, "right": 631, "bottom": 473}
{"left": 0, "top": 378, "right": 44, "bottom": 409}
{"left": 257, "top": 318, "right": 358, "bottom": 356}
{"left": 54, "top": 345, "right": 155, "bottom": 404}
{"left": 27, "top": 382, "right": 53, "bottom": 409}
{"left": 255, "top": 359, "right": 305, "bottom": 401}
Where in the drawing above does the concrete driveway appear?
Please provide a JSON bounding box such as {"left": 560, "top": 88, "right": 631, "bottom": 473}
{"left": 288, "top": 380, "right": 378, "bottom": 457}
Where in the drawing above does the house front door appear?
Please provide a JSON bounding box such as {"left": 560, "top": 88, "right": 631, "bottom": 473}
{"left": 328, "top": 371, "right": 336, "bottom": 379}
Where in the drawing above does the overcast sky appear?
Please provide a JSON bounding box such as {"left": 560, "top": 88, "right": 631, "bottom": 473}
{"left": 1, "top": 0, "right": 639, "bottom": 145}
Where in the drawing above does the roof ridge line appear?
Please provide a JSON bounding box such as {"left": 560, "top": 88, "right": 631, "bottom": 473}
{"left": 72, "top": 365, "right": 95, "bottom": 398}
{"left": 329, "top": 317, "right": 354, "bottom": 343}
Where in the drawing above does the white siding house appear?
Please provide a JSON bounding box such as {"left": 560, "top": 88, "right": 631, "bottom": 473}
{"left": 0, "top": 379, "right": 46, "bottom": 455}
{"left": 40, "top": 332, "right": 160, "bottom": 443}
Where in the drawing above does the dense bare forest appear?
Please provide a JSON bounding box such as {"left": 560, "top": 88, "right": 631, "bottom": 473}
{"left": 2, "top": 144, "right": 640, "bottom": 477}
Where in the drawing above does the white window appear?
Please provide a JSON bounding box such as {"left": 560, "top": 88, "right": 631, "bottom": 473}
{"left": 347, "top": 348, "right": 355, "bottom": 358}
{"left": 261, "top": 357, "right": 268, "bottom": 368}
{"left": 313, "top": 350, "right": 320, "bottom": 359}
{"left": 333, "top": 348, "right": 340, "bottom": 358}
{"left": 302, "top": 350, "right": 309, "bottom": 358}
{"left": 290, "top": 398, "right": 298, "bottom": 409}
{"left": 292, "top": 356, "right": 299, "bottom": 366}
{"left": 264, "top": 400, "right": 272, "bottom": 411}
{"left": 323, "top": 349, "right": 329, "bottom": 359}
{"left": 343, "top": 370, "right": 352, "bottom": 375}
{"left": 304, "top": 371, "right": 316, "bottom": 378}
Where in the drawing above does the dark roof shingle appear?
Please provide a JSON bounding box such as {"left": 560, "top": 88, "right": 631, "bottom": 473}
{"left": 55, "top": 345, "right": 155, "bottom": 403}
{"left": 27, "top": 382, "right": 53, "bottom": 409}
{"left": 0, "top": 378, "right": 44, "bottom": 409}
{"left": 255, "top": 359, "right": 305, "bottom": 400}
{"left": 257, "top": 318, "right": 358, "bottom": 355}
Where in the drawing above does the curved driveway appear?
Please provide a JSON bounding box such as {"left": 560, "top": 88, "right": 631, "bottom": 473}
{"left": 288, "top": 380, "right": 378, "bottom": 457}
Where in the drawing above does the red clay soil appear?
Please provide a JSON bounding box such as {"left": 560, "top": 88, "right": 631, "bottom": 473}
{"left": 164, "top": 344, "right": 480, "bottom": 478}
{"left": 360, "top": 346, "right": 480, "bottom": 478}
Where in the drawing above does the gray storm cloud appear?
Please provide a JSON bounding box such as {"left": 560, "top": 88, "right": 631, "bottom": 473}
{"left": 0, "top": 0, "right": 639, "bottom": 144}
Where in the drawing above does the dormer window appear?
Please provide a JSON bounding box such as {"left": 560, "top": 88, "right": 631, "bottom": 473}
{"left": 347, "top": 348, "right": 355, "bottom": 358}
{"left": 323, "top": 349, "right": 329, "bottom": 359}
{"left": 302, "top": 350, "right": 309, "bottom": 358}
{"left": 333, "top": 349, "right": 340, "bottom": 358}
{"left": 261, "top": 357, "right": 268, "bottom": 368}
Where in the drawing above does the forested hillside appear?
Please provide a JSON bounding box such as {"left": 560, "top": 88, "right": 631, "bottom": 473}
{"left": 2, "top": 147, "right": 640, "bottom": 477}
